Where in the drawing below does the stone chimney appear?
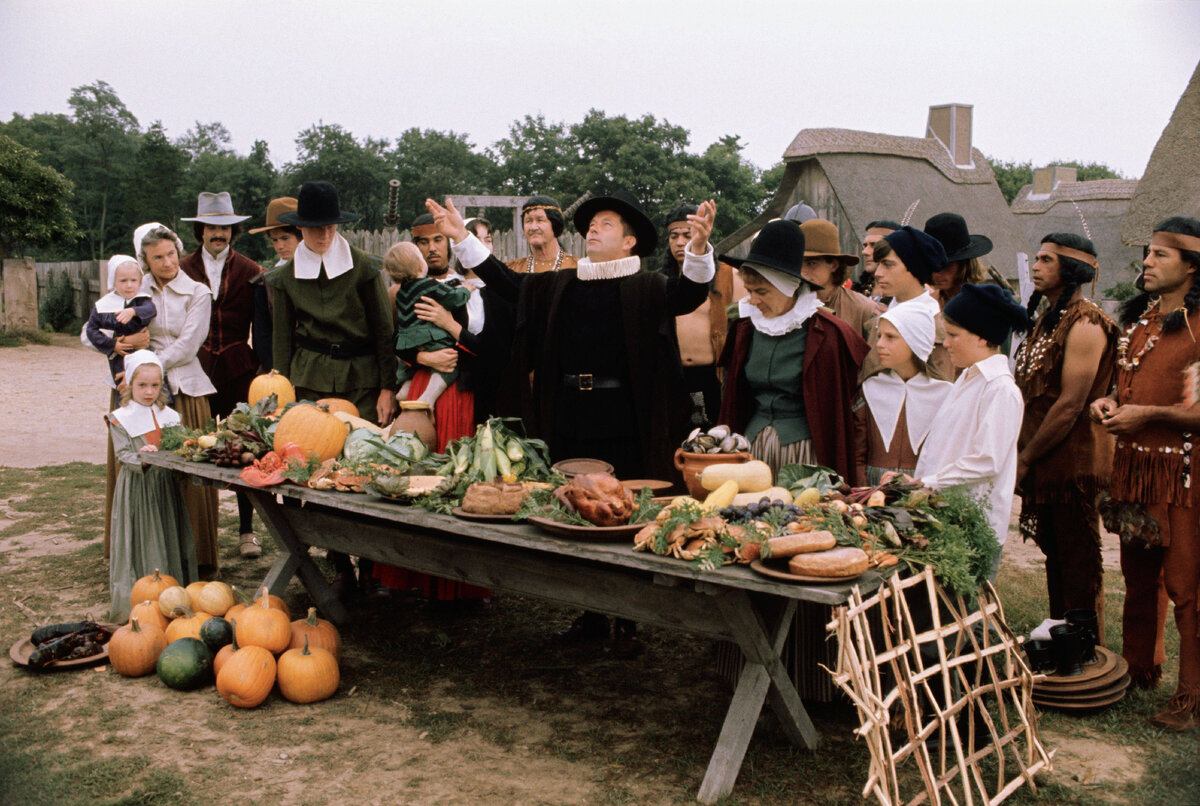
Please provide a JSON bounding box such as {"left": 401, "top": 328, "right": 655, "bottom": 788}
{"left": 926, "top": 104, "right": 974, "bottom": 167}
{"left": 1032, "top": 165, "right": 1077, "bottom": 195}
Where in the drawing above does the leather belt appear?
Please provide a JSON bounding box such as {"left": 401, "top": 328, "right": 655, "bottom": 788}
{"left": 295, "top": 336, "right": 373, "bottom": 359}
{"left": 562, "top": 373, "right": 626, "bottom": 391}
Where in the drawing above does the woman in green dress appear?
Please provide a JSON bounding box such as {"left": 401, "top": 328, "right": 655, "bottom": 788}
{"left": 107, "top": 351, "right": 197, "bottom": 622}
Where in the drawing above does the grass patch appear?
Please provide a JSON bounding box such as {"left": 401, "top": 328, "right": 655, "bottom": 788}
{"left": 0, "top": 327, "right": 51, "bottom": 348}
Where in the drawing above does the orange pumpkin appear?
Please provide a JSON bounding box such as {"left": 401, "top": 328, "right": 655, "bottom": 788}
{"left": 254, "top": 591, "right": 291, "bottom": 620}
{"left": 130, "top": 569, "right": 179, "bottom": 606}
{"left": 157, "top": 586, "right": 192, "bottom": 618}
{"left": 248, "top": 369, "right": 296, "bottom": 414}
{"left": 109, "top": 616, "right": 168, "bottom": 677}
{"left": 216, "top": 638, "right": 276, "bottom": 708}
{"left": 130, "top": 600, "right": 169, "bottom": 633}
{"left": 235, "top": 588, "right": 291, "bottom": 654}
{"left": 289, "top": 607, "right": 342, "bottom": 662}
{"left": 272, "top": 403, "right": 347, "bottom": 462}
{"left": 164, "top": 607, "right": 213, "bottom": 644}
{"left": 185, "top": 581, "right": 208, "bottom": 611}
{"left": 276, "top": 635, "right": 339, "bottom": 704}
{"left": 315, "top": 398, "right": 358, "bottom": 418}
{"left": 196, "top": 581, "right": 235, "bottom": 617}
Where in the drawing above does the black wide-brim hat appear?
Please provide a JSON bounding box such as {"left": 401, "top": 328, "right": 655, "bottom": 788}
{"left": 923, "top": 212, "right": 992, "bottom": 262}
{"left": 278, "top": 181, "right": 360, "bottom": 227}
{"left": 721, "top": 220, "right": 819, "bottom": 287}
{"left": 573, "top": 189, "right": 658, "bottom": 257}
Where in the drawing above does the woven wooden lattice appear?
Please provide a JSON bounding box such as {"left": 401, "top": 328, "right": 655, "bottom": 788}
{"left": 826, "top": 568, "right": 1053, "bottom": 806}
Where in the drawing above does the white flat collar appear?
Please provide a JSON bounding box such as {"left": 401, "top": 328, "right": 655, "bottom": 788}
{"left": 862, "top": 372, "right": 953, "bottom": 452}
{"left": 294, "top": 234, "right": 353, "bottom": 280}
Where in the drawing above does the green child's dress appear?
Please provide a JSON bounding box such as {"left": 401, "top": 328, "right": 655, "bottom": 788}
{"left": 107, "top": 407, "right": 197, "bottom": 622}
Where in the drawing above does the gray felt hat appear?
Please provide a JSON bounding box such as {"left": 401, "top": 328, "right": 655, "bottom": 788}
{"left": 181, "top": 191, "right": 251, "bottom": 226}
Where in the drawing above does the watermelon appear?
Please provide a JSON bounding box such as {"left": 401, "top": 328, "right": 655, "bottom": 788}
{"left": 156, "top": 638, "right": 214, "bottom": 690}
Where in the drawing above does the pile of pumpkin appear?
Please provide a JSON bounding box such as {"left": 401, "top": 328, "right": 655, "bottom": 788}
{"left": 108, "top": 570, "right": 341, "bottom": 709}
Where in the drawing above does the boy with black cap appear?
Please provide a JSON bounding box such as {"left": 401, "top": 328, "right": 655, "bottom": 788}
{"left": 913, "top": 283, "right": 1029, "bottom": 574}
{"left": 860, "top": 225, "right": 955, "bottom": 380}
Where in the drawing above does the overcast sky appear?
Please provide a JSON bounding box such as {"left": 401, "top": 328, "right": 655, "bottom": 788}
{"left": 2, "top": 0, "right": 1198, "bottom": 180}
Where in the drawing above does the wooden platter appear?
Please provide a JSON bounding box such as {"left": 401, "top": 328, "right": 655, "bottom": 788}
{"left": 451, "top": 506, "right": 518, "bottom": 524}
{"left": 10, "top": 625, "right": 119, "bottom": 671}
{"left": 1035, "top": 674, "right": 1131, "bottom": 704}
{"left": 1034, "top": 646, "right": 1123, "bottom": 687}
{"left": 620, "top": 479, "right": 674, "bottom": 494}
{"left": 749, "top": 559, "right": 862, "bottom": 585}
{"left": 527, "top": 516, "right": 645, "bottom": 543}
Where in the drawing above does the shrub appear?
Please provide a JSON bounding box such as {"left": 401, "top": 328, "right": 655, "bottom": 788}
{"left": 1103, "top": 280, "right": 1139, "bottom": 302}
{"left": 38, "top": 270, "right": 77, "bottom": 332}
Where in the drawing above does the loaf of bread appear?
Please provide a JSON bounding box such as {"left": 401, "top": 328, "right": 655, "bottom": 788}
{"left": 787, "top": 546, "right": 870, "bottom": 578}
{"left": 764, "top": 530, "right": 837, "bottom": 558}
{"left": 462, "top": 482, "right": 527, "bottom": 514}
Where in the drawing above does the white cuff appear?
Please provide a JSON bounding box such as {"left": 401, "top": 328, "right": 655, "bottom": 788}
{"left": 681, "top": 242, "right": 716, "bottom": 284}
{"left": 450, "top": 233, "right": 489, "bottom": 271}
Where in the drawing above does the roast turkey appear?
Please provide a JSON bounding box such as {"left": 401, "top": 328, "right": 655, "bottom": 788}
{"left": 556, "top": 472, "right": 635, "bottom": 526}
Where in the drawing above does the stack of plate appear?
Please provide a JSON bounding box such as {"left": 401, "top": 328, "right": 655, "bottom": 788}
{"left": 1032, "top": 646, "right": 1130, "bottom": 710}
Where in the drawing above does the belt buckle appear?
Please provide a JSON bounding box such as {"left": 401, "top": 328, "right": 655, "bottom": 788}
{"left": 578, "top": 373, "right": 594, "bottom": 391}
{"left": 329, "top": 343, "right": 343, "bottom": 358}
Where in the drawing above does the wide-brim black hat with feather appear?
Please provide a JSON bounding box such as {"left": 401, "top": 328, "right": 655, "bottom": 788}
{"left": 573, "top": 189, "right": 658, "bottom": 257}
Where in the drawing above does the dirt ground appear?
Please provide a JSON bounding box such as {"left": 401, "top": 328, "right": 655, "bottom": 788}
{"left": 0, "top": 336, "right": 1164, "bottom": 806}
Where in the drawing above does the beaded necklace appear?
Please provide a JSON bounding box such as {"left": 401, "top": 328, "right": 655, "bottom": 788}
{"left": 525, "top": 248, "right": 565, "bottom": 274}
{"left": 1116, "top": 298, "right": 1162, "bottom": 373}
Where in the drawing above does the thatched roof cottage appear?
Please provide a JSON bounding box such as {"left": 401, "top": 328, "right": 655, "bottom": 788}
{"left": 1012, "top": 166, "right": 1142, "bottom": 285}
{"left": 1121, "top": 59, "right": 1200, "bottom": 246}
{"left": 719, "top": 104, "right": 1030, "bottom": 278}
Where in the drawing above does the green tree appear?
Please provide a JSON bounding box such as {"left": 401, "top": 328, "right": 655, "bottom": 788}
{"left": 176, "top": 120, "right": 235, "bottom": 159}
{"left": 0, "top": 135, "right": 81, "bottom": 262}
{"left": 282, "top": 123, "right": 392, "bottom": 230}
{"left": 127, "top": 121, "right": 189, "bottom": 227}
{"left": 385, "top": 128, "right": 495, "bottom": 228}
{"left": 693, "top": 135, "right": 768, "bottom": 241}
{"left": 489, "top": 114, "right": 577, "bottom": 201}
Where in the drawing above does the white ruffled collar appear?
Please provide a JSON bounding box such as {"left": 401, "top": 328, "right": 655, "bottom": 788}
{"left": 293, "top": 234, "right": 353, "bottom": 280}
{"left": 576, "top": 255, "right": 641, "bottom": 281}
{"left": 110, "top": 401, "right": 181, "bottom": 437}
{"left": 738, "top": 291, "right": 822, "bottom": 336}
{"left": 861, "top": 371, "right": 952, "bottom": 452}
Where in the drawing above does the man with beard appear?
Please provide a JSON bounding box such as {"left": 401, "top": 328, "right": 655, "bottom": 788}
{"left": 1089, "top": 216, "right": 1200, "bottom": 731}
{"left": 412, "top": 213, "right": 454, "bottom": 278}
{"left": 179, "top": 191, "right": 264, "bottom": 560}
{"left": 506, "top": 195, "right": 578, "bottom": 274}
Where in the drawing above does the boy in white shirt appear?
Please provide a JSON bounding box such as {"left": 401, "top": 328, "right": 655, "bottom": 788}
{"left": 914, "top": 283, "right": 1030, "bottom": 579}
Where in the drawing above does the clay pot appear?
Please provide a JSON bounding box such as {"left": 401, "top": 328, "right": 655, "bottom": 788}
{"left": 1049, "top": 624, "right": 1085, "bottom": 677}
{"left": 390, "top": 410, "right": 436, "bottom": 449}
{"left": 1064, "top": 609, "right": 1099, "bottom": 664}
{"left": 1023, "top": 639, "right": 1055, "bottom": 674}
{"left": 673, "top": 449, "right": 753, "bottom": 499}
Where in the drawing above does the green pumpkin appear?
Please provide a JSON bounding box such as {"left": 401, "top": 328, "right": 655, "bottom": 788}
{"left": 199, "top": 617, "right": 234, "bottom": 652}
{"left": 156, "top": 638, "right": 214, "bottom": 690}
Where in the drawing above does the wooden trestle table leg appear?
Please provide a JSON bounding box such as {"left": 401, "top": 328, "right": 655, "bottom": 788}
{"left": 243, "top": 490, "right": 348, "bottom": 625}
{"left": 696, "top": 589, "right": 819, "bottom": 803}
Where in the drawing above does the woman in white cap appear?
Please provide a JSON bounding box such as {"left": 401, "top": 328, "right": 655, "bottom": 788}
{"left": 107, "top": 350, "right": 197, "bottom": 621}
{"left": 135, "top": 222, "right": 221, "bottom": 577}
{"left": 853, "top": 304, "right": 952, "bottom": 486}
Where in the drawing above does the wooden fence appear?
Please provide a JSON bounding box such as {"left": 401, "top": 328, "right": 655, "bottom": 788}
{"left": 343, "top": 229, "right": 587, "bottom": 263}
{"left": 35, "top": 260, "right": 104, "bottom": 320}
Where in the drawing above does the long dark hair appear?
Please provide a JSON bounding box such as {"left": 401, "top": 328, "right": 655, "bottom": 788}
{"left": 1026, "top": 232, "right": 1097, "bottom": 331}
{"left": 1157, "top": 217, "right": 1200, "bottom": 333}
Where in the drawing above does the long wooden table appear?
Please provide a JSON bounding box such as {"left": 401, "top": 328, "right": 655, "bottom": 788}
{"left": 145, "top": 453, "right": 882, "bottom": 803}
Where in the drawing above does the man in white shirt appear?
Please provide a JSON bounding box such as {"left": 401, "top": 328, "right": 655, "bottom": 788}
{"left": 914, "top": 283, "right": 1030, "bottom": 578}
